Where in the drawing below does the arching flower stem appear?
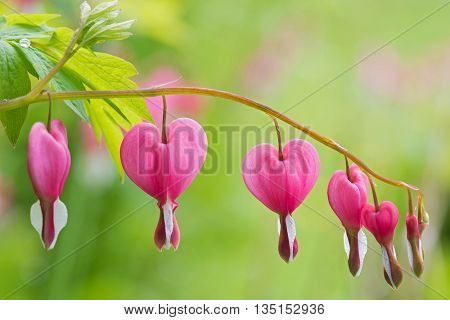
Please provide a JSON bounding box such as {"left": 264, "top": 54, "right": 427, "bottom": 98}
{"left": 0, "top": 86, "right": 423, "bottom": 208}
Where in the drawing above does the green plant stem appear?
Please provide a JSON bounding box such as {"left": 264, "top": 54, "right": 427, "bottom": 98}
{"left": 367, "top": 174, "right": 380, "bottom": 212}
{"left": 46, "top": 91, "right": 52, "bottom": 131}
{"left": 0, "top": 86, "right": 422, "bottom": 196}
{"left": 345, "top": 155, "right": 351, "bottom": 181}
{"left": 161, "top": 95, "right": 168, "bottom": 144}
{"left": 25, "top": 28, "right": 81, "bottom": 99}
{"left": 272, "top": 117, "right": 284, "bottom": 161}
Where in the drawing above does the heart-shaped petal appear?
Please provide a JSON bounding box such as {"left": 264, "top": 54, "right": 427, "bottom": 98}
{"left": 28, "top": 120, "right": 71, "bottom": 202}
{"left": 120, "top": 118, "right": 207, "bottom": 204}
{"left": 242, "top": 139, "right": 319, "bottom": 215}
{"left": 327, "top": 164, "right": 368, "bottom": 230}
{"left": 362, "top": 201, "right": 398, "bottom": 245}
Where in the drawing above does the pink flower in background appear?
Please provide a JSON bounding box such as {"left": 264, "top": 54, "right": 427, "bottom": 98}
{"left": 327, "top": 164, "right": 368, "bottom": 276}
{"left": 13, "top": 0, "right": 39, "bottom": 11}
{"left": 242, "top": 139, "right": 320, "bottom": 263}
{"left": 0, "top": 174, "right": 13, "bottom": 216}
{"left": 143, "top": 66, "right": 205, "bottom": 129}
{"left": 359, "top": 45, "right": 450, "bottom": 102}
{"left": 79, "top": 122, "right": 115, "bottom": 188}
{"left": 243, "top": 22, "right": 307, "bottom": 93}
{"left": 362, "top": 201, "right": 403, "bottom": 288}
{"left": 28, "top": 120, "right": 71, "bottom": 250}
{"left": 120, "top": 119, "right": 207, "bottom": 251}
{"left": 359, "top": 49, "right": 406, "bottom": 98}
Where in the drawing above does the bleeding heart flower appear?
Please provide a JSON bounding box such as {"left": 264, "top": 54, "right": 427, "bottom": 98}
{"left": 28, "top": 120, "right": 71, "bottom": 250}
{"left": 242, "top": 139, "right": 320, "bottom": 263}
{"left": 406, "top": 213, "right": 424, "bottom": 277}
{"left": 327, "top": 164, "right": 369, "bottom": 276}
{"left": 362, "top": 201, "right": 403, "bottom": 288}
{"left": 120, "top": 118, "right": 207, "bottom": 251}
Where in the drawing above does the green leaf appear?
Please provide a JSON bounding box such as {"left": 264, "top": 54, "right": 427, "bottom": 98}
{"left": 4, "top": 14, "right": 60, "bottom": 26}
{"left": 13, "top": 44, "right": 88, "bottom": 120}
{"left": 86, "top": 99, "right": 125, "bottom": 181}
{"left": 39, "top": 28, "right": 151, "bottom": 125}
{"left": 0, "top": 24, "right": 54, "bottom": 42}
{"left": 82, "top": 19, "right": 134, "bottom": 46}
{"left": 89, "top": 0, "right": 118, "bottom": 19}
{"left": 0, "top": 40, "right": 31, "bottom": 146}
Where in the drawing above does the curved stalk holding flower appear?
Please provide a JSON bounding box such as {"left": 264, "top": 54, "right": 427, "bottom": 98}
{"left": 0, "top": 86, "right": 423, "bottom": 199}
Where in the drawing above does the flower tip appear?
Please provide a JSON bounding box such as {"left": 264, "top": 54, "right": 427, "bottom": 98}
{"left": 277, "top": 214, "right": 298, "bottom": 263}
{"left": 381, "top": 245, "right": 403, "bottom": 289}
{"left": 30, "top": 199, "right": 68, "bottom": 251}
{"left": 383, "top": 268, "right": 403, "bottom": 289}
{"left": 343, "top": 229, "right": 367, "bottom": 277}
{"left": 154, "top": 202, "right": 180, "bottom": 251}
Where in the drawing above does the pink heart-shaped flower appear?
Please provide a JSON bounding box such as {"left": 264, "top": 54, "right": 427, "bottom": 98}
{"left": 327, "top": 164, "right": 369, "bottom": 276}
{"left": 242, "top": 139, "right": 320, "bottom": 262}
{"left": 362, "top": 201, "right": 403, "bottom": 288}
{"left": 28, "top": 120, "right": 71, "bottom": 250}
{"left": 121, "top": 118, "right": 207, "bottom": 250}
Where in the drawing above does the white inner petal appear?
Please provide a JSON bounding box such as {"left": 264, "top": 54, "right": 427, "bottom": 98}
{"left": 277, "top": 218, "right": 281, "bottom": 235}
{"left": 381, "top": 245, "right": 395, "bottom": 288}
{"left": 357, "top": 230, "right": 368, "bottom": 277}
{"left": 285, "top": 215, "right": 296, "bottom": 262}
{"left": 50, "top": 199, "right": 68, "bottom": 250}
{"left": 406, "top": 241, "right": 413, "bottom": 270}
{"left": 30, "top": 201, "right": 44, "bottom": 247}
{"left": 162, "top": 201, "right": 174, "bottom": 249}
{"left": 30, "top": 199, "right": 68, "bottom": 250}
{"left": 343, "top": 230, "right": 367, "bottom": 277}
{"left": 343, "top": 231, "right": 350, "bottom": 257}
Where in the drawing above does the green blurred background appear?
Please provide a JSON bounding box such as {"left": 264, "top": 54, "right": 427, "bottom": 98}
{"left": 0, "top": 0, "right": 449, "bottom": 299}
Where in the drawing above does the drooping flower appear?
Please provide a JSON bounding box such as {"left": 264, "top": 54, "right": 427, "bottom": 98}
{"left": 120, "top": 118, "right": 207, "bottom": 250}
{"left": 242, "top": 139, "right": 320, "bottom": 263}
{"left": 327, "top": 164, "right": 369, "bottom": 276}
{"left": 362, "top": 201, "right": 403, "bottom": 288}
{"left": 28, "top": 120, "right": 71, "bottom": 250}
{"left": 406, "top": 213, "right": 424, "bottom": 277}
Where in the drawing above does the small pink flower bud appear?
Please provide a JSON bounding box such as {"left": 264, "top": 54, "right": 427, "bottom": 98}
{"left": 120, "top": 119, "right": 207, "bottom": 251}
{"left": 406, "top": 214, "right": 424, "bottom": 277}
{"left": 363, "top": 201, "right": 403, "bottom": 288}
{"left": 327, "top": 164, "right": 369, "bottom": 276}
{"left": 27, "top": 120, "right": 71, "bottom": 250}
{"left": 242, "top": 139, "right": 320, "bottom": 263}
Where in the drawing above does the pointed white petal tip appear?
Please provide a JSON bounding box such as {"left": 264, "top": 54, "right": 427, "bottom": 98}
{"left": 285, "top": 215, "right": 296, "bottom": 262}
{"left": 343, "top": 230, "right": 367, "bottom": 277}
{"left": 30, "top": 199, "right": 68, "bottom": 250}
{"left": 406, "top": 238, "right": 424, "bottom": 272}
{"left": 162, "top": 201, "right": 174, "bottom": 249}
{"left": 381, "top": 245, "right": 397, "bottom": 288}
{"left": 406, "top": 241, "right": 414, "bottom": 270}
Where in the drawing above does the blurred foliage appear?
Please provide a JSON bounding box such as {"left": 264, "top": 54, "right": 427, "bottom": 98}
{"left": 0, "top": 0, "right": 449, "bottom": 300}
